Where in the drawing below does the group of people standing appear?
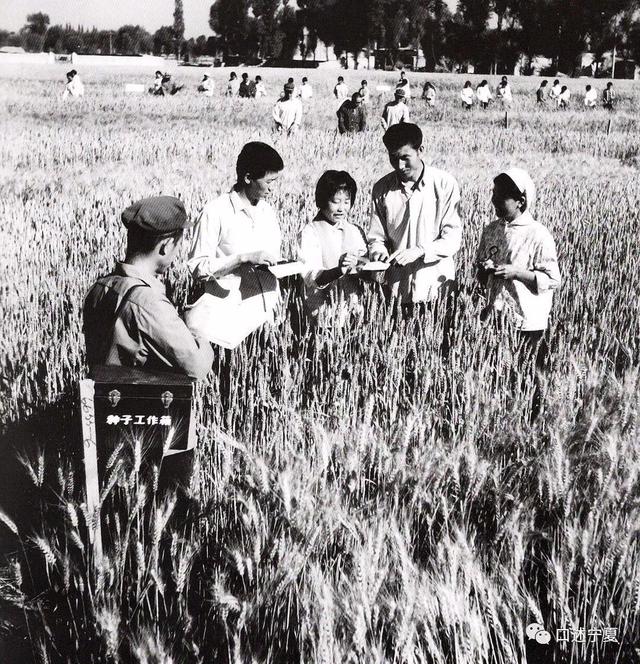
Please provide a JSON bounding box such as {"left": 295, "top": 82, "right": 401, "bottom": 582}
{"left": 83, "top": 123, "right": 561, "bottom": 415}
{"left": 536, "top": 79, "right": 616, "bottom": 109}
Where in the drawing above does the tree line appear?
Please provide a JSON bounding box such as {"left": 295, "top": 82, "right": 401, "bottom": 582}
{"left": 4, "top": 1, "right": 640, "bottom": 74}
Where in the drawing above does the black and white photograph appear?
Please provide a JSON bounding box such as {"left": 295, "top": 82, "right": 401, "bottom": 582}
{"left": 1, "top": 0, "right": 640, "bottom": 661}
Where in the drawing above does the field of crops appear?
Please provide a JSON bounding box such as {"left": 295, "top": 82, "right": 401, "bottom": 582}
{"left": 1, "top": 64, "right": 640, "bottom": 663}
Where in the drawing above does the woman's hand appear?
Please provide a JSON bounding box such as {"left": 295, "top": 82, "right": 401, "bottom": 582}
{"left": 338, "top": 252, "right": 360, "bottom": 274}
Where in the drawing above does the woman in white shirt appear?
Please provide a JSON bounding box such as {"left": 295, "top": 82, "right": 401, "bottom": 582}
{"left": 476, "top": 80, "right": 492, "bottom": 109}
{"left": 460, "top": 81, "right": 474, "bottom": 109}
{"left": 583, "top": 85, "right": 597, "bottom": 108}
{"left": 558, "top": 85, "right": 571, "bottom": 108}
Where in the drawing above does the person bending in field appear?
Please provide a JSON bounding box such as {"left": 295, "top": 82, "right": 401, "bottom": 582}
{"left": 461, "top": 81, "right": 474, "bottom": 109}
{"left": 476, "top": 168, "right": 560, "bottom": 419}
{"left": 558, "top": 85, "right": 571, "bottom": 109}
{"left": 549, "top": 79, "right": 562, "bottom": 102}
{"left": 337, "top": 91, "right": 367, "bottom": 134}
{"left": 63, "top": 69, "right": 84, "bottom": 98}
{"left": 273, "top": 82, "right": 302, "bottom": 135}
{"left": 368, "top": 123, "right": 463, "bottom": 309}
{"left": 226, "top": 71, "right": 240, "bottom": 96}
{"left": 83, "top": 197, "right": 213, "bottom": 380}
{"left": 381, "top": 87, "right": 410, "bottom": 130}
{"left": 198, "top": 74, "right": 214, "bottom": 97}
{"left": 496, "top": 76, "right": 513, "bottom": 108}
{"left": 297, "top": 170, "right": 368, "bottom": 325}
{"left": 584, "top": 84, "right": 598, "bottom": 108}
{"left": 422, "top": 81, "right": 437, "bottom": 107}
{"left": 476, "top": 80, "right": 492, "bottom": 108}
{"left": 603, "top": 82, "right": 616, "bottom": 110}
{"left": 536, "top": 80, "right": 548, "bottom": 105}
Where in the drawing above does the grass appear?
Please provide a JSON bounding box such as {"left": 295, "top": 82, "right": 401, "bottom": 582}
{"left": 0, "top": 64, "right": 640, "bottom": 663}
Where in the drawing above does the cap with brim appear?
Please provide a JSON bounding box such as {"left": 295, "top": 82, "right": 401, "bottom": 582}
{"left": 121, "top": 196, "right": 190, "bottom": 236}
{"left": 499, "top": 168, "right": 536, "bottom": 213}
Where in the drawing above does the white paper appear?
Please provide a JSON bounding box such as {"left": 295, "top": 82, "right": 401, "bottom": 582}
{"left": 267, "top": 261, "right": 306, "bottom": 279}
{"left": 358, "top": 261, "right": 390, "bottom": 272}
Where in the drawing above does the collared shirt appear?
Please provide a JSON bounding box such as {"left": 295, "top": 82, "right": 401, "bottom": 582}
{"left": 297, "top": 215, "right": 368, "bottom": 321}
{"left": 381, "top": 101, "right": 409, "bottom": 129}
{"left": 476, "top": 210, "right": 561, "bottom": 331}
{"left": 187, "top": 188, "right": 281, "bottom": 297}
{"left": 368, "top": 162, "right": 463, "bottom": 303}
{"left": 83, "top": 262, "right": 213, "bottom": 379}
{"left": 337, "top": 100, "right": 367, "bottom": 133}
{"left": 461, "top": 87, "right": 474, "bottom": 105}
{"left": 299, "top": 83, "right": 313, "bottom": 99}
{"left": 273, "top": 97, "right": 302, "bottom": 130}
{"left": 334, "top": 83, "right": 349, "bottom": 100}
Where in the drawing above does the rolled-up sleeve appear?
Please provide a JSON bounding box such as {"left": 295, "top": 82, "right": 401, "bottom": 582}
{"left": 532, "top": 231, "right": 560, "bottom": 294}
{"left": 367, "top": 189, "right": 389, "bottom": 257}
{"left": 187, "top": 205, "right": 237, "bottom": 281}
{"left": 136, "top": 293, "right": 213, "bottom": 380}
{"left": 429, "top": 177, "right": 462, "bottom": 259}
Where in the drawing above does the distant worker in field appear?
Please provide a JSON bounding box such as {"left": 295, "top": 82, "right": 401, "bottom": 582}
{"left": 334, "top": 76, "right": 349, "bottom": 102}
{"left": 83, "top": 196, "right": 213, "bottom": 380}
{"left": 368, "top": 123, "right": 463, "bottom": 307}
{"left": 273, "top": 82, "right": 303, "bottom": 135}
{"left": 187, "top": 142, "right": 285, "bottom": 335}
{"left": 297, "top": 170, "right": 369, "bottom": 323}
{"left": 198, "top": 74, "right": 215, "bottom": 97}
{"left": 422, "top": 81, "right": 437, "bottom": 107}
{"left": 476, "top": 80, "right": 493, "bottom": 108}
{"left": 298, "top": 77, "right": 313, "bottom": 100}
{"left": 536, "top": 80, "right": 548, "bottom": 105}
{"left": 461, "top": 81, "right": 474, "bottom": 109}
{"left": 239, "top": 72, "right": 252, "bottom": 98}
{"left": 396, "top": 70, "right": 411, "bottom": 99}
{"left": 381, "top": 87, "right": 410, "bottom": 130}
{"left": 63, "top": 69, "right": 84, "bottom": 98}
{"left": 496, "top": 76, "right": 513, "bottom": 108}
{"left": 150, "top": 70, "right": 164, "bottom": 95}
{"left": 249, "top": 75, "right": 267, "bottom": 98}
{"left": 337, "top": 91, "right": 367, "bottom": 134}
{"left": 549, "top": 79, "right": 562, "bottom": 102}
{"left": 476, "top": 168, "right": 560, "bottom": 418}
{"left": 603, "top": 82, "right": 616, "bottom": 110}
{"left": 359, "top": 80, "right": 370, "bottom": 104}
{"left": 558, "top": 85, "right": 571, "bottom": 108}
{"left": 584, "top": 84, "right": 598, "bottom": 108}
{"left": 226, "top": 72, "right": 240, "bottom": 96}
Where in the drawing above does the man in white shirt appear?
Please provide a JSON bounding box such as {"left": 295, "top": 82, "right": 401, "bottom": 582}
{"left": 381, "top": 88, "right": 410, "bottom": 130}
{"left": 273, "top": 82, "right": 303, "bottom": 134}
{"left": 368, "top": 123, "right": 463, "bottom": 305}
{"left": 187, "top": 142, "right": 284, "bottom": 323}
{"left": 226, "top": 72, "right": 240, "bottom": 96}
{"left": 298, "top": 77, "right": 313, "bottom": 100}
{"left": 63, "top": 70, "right": 84, "bottom": 98}
{"left": 584, "top": 84, "right": 597, "bottom": 108}
{"left": 334, "top": 76, "right": 349, "bottom": 102}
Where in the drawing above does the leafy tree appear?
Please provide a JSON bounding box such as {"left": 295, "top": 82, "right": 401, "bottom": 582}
{"left": 153, "top": 26, "right": 174, "bottom": 55}
{"left": 209, "top": 0, "right": 253, "bottom": 57}
{"left": 25, "top": 12, "right": 50, "bottom": 35}
{"left": 173, "top": 0, "right": 185, "bottom": 58}
{"left": 115, "top": 25, "right": 153, "bottom": 55}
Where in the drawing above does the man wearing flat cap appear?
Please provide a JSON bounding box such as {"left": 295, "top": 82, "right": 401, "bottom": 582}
{"left": 336, "top": 91, "right": 367, "bottom": 134}
{"left": 273, "top": 82, "right": 302, "bottom": 135}
{"left": 83, "top": 196, "right": 213, "bottom": 380}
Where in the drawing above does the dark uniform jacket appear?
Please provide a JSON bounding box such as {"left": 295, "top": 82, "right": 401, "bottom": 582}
{"left": 83, "top": 262, "right": 213, "bottom": 380}
{"left": 337, "top": 101, "right": 367, "bottom": 134}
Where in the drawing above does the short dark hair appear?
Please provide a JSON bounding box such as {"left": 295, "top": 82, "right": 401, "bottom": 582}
{"left": 493, "top": 173, "right": 527, "bottom": 211}
{"left": 338, "top": 76, "right": 344, "bottom": 82}
{"left": 127, "top": 227, "right": 182, "bottom": 256}
{"left": 302, "top": 77, "right": 308, "bottom": 82}
{"left": 256, "top": 75, "right": 262, "bottom": 81}
{"left": 553, "top": 79, "right": 559, "bottom": 84}
{"left": 541, "top": 80, "right": 547, "bottom": 85}
{"left": 242, "top": 72, "right": 248, "bottom": 79}
{"left": 586, "top": 85, "right": 591, "bottom": 90}
{"left": 230, "top": 71, "right": 237, "bottom": 78}
{"left": 315, "top": 170, "right": 357, "bottom": 209}
{"left": 288, "top": 77, "right": 294, "bottom": 83}
{"left": 236, "top": 142, "right": 284, "bottom": 182}
{"left": 361, "top": 79, "right": 367, "bottom": 85}
{"left": 382, "top": 123, "right": 423, "bottom": 152}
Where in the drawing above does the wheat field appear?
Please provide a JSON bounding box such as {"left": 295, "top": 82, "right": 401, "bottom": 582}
{"left": 1, "top": 64, "right": 640, "bottom": 663}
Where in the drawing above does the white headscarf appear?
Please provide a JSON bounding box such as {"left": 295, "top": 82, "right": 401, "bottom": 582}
{"left": 500, "top": 167, "right": 536, "bottom": 214}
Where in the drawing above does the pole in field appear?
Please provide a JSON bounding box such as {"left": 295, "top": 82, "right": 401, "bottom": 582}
{"left": 607, "top": 118, "right": 613, "bottom": 135}
{"left": 504, "top": 111, "right": 509, "bottom": 129}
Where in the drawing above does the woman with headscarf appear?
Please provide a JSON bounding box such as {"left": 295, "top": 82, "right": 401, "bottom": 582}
{"left": 475, "top": 168, "right": 561, "bottom": 419}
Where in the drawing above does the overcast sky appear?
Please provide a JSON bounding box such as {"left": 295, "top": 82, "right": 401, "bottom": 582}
{"left": 3, "top": 0, "right": 459, "bottom": 40}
